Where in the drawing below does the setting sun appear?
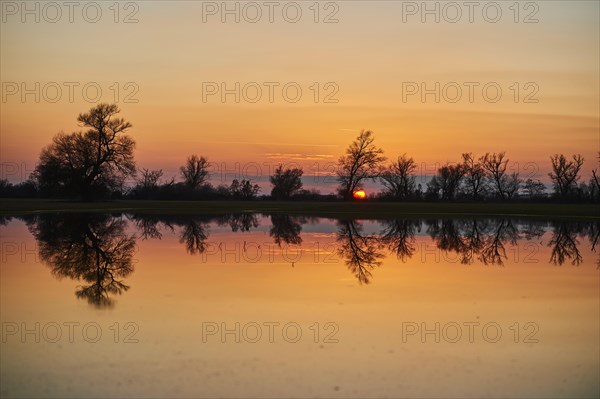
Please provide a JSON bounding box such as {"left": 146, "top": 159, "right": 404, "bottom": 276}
{"left": 353, "top": 190, "right": 366, "bottom": 200}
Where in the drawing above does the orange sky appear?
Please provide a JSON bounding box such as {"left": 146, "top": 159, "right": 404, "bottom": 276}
{"left": 1, "top": 1, "right": 599, "bottom": 184}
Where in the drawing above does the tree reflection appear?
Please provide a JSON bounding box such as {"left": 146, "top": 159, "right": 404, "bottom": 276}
{"left": 426, "top": 218, "right": 521, "bottom": 266}
{"left": 129, "top": 214, "right": 213, "bottom": 255}
{"left": 379, "top": 219, "right": 419, "bottom": 261}
{"left": 336, "top": 220, "right": 384, "bottom": 284}
{"left": 479, "top": 219, "right": 519, "bottom": 266}
{"left": 224, "top": 213, "right": 260, "bottom": 232}
{"left": 548, "top": 222, "right": 584, "bottom": 266}
{"left": 179, "top": 218, "right": 209, "bottom": 255}
{"left": 27, "top": 213, "right": 135, "bottom": 308}
{"left": 455, "top": 219, "right": 487, "bottom": 265}
{"left": 131, "top": 214, "right": 173, "bottom": 240}
{"left": 15, "top": 213, "right": 597, "bottom": 305}
{"left": 587, "top": 222, "right": 600, "bottom": 269}
{"left": 270, "top": 214, "right": 303, "bottom": 246}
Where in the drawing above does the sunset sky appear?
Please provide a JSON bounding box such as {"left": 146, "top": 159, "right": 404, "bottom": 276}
{"left": 1, "top": 1, "right": 599, "bottom": 189}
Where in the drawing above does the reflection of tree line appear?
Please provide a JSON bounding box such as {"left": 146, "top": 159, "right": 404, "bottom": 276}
{"left": 339, "top": 219, "right": 599, "bottom": 283}
{"left": 8, "top": 214, "right": 599, "bottom": 307}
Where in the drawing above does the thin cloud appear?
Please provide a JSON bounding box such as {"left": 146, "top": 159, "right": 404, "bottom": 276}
{"left": 204, "top": 141, "right": 338, "bottom": 148}
{"left": 265, "top": 153, "right": 334, "bottom": 161}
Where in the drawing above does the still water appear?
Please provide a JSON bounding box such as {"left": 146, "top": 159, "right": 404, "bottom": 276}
{"left": 1, "top": 213, "right": 599, "bottom": 398}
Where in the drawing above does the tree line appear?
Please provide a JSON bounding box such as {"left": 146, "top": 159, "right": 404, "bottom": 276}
{"left": 1, "top": 103, "right": 598, "bottom": 202}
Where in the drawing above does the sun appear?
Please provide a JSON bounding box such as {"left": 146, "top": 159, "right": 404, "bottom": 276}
{"left": 353, "top": 190, "right": 366, "bottom": 200}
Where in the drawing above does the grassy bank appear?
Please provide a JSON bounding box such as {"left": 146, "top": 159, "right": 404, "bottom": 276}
{"left": 1, "top": 199, "right": 598, "bottom": 219}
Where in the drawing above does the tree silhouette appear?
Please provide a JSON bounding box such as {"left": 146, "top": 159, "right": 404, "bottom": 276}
{"left": 591, "top": 153, "right": 600, "bottom": 201}
{"left": 336, "top": 220, "right": 384, "bottom": 284}
{"left": 132, "top": 168, "right": 164, "bottom": 199}
{"left": 32, "top": 103, "right": 136, "bottom": 200}
{"left": 549, "top": 154, "right": 584, "bottom": 199}
{"left": 523, "top": 178, "right": 546, "bottom": 199}
{"left": 27, "top": 213, "right": 136, "bottom": 307}
{"left": 336, "top": 130, "right": 386, "bottom": 200}
{"left": 229, "top": 179, "right": 260, "bottom": 200}
{"left": 462, "top": 153, "right": 488, "bottom": 200}
{"left": 480, "top": 152, "right": 520, "bottom": 200}
{"left": 180, "top": 155, "right": 209, "bottom": 190}
{"left": 427, "top": 164, "right": 464, "bottom": 200}
{"left": 380, "top": 154, "right": 417, "bottom": 200}
{"left": 270, "top": 165, "right": 304, "bottom": 200}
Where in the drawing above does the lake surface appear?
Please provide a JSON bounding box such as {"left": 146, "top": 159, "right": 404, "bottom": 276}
{"left": 1, "top": 213, "right": 599, "bottom": 398}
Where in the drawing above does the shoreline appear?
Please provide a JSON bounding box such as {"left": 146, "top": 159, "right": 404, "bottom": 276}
{"left": 1, "top": 199, "right": 598, "bottom": 220}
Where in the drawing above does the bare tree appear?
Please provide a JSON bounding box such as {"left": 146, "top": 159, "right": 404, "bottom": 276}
{"left": 523, "top": 178, "right": 546, "bottom": 199}
{"left": 380, "top": 154, "right": 417, "bottom": 200}
{"left": 180, "top": 155, "right": 209, "bottom": 190}
{"left": 132, "top": 168, "right": 163, "bottom": 199}
{"left": 336, "top": 130, "right": 386, "bottom": 200}
{"left": 480, "top": 152, "right": 518, "bottom": 200}
{"left": 137, "top": 168, "right": 163, "bottom": 190}
{"left": 505, "top": 172, "right": 522, "bottom": 200}
{"left": 591, "top": 152, "right": 600, "bottom": 201}
{"left": 230, "top": 179, "right": 260, "bottom": 200}
{"left": 427, "top": 164, "right": 464, "bottom": 200}
{"left": 270, "top": 164, "right": 303, "bottom": 200}
{"left": 461, "top": 153, "right": 487, "bottom": 200}
{"left": 549, "top": 154, "right": 584, "bottom": 199}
